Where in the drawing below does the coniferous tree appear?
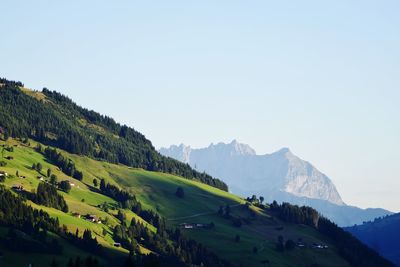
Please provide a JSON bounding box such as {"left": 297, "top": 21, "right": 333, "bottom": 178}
{"left": 59, "top": 180, "right": 71, "bottom": 193}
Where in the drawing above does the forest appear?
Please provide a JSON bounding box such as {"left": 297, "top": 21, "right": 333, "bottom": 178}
{"left": 0, "top": 79, "right": 227, "bottom": 191}
{"left": 269, "top": 201, "right": 395, "bottom": 267}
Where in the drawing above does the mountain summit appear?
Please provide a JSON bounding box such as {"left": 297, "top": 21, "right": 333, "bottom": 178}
{"left": 161, "top": 140, "right": 344, "bottom": 205}
{"left": 160, "top": 140, "right": 392, "bottom": 226}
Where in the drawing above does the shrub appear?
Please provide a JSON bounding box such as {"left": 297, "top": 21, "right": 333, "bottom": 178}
{"left": 59, "top": 180, "right": 71, "bottom": 193}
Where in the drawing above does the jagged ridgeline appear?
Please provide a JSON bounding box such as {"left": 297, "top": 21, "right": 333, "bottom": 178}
{"left": 0, "top": 78, "right": 227, "bottom": 191}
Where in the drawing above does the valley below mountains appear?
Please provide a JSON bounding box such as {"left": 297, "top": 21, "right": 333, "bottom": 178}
{"left": 0, "top": 78, "right": 395, "bottom": 267}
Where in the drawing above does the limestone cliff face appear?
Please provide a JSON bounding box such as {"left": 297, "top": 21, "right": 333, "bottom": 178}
{"left": 282, "top": 149, "right": 344, "bottom": 205}
{"left": 160, "top": 140, "right": 395, "bottom": 226}
{"left": 160, "top": 140, "right": 344, "bottom": 205}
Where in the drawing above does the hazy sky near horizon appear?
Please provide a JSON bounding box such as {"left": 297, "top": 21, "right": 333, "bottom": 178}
{"left": 1, "top": 1, "right": 399, "bottom": 211}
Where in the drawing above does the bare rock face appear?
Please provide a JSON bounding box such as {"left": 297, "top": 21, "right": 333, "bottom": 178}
{"left": 160, "top": 140, "right": 344, "bottom": 205}
{"left": 160, "top": 140, "right": 393, "bottom": 226}
{"left": 282, "top": 149, "right": 344, "bottom": 205}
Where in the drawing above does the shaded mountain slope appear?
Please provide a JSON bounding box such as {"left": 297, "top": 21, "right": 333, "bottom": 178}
{"left": 345, "top": 213, "right": 400, "bottom": 266}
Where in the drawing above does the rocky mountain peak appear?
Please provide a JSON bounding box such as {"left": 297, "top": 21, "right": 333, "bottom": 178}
{"left": 160, "top": 141, "right": 345, "bottom": 206}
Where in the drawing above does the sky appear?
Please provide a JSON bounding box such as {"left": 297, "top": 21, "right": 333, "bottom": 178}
{"left": 1, "top": 1, "right": 399, "bottom": 211}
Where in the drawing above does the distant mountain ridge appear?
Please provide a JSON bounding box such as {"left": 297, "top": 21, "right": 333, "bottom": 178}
{"left": 160, "top": 140, "right": 344, "bottom": 205}
{"left": 345, "top": 213, "right": 400, "bottom": 266}
{"left": 160, "top": 140, "right": 392, "bottom": 226}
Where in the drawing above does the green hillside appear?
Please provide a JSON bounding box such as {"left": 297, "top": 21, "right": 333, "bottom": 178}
{"left": 0, "top": 79, "right": 227, "bottom": 191}
{"left": 0, "top": 81, "right": 394, "bottom": 267}
{"left": 0, "top": 138, "right": 348, "bottom": 267}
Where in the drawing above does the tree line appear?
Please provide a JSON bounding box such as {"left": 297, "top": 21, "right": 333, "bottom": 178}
{"left": 114, "top": 217, "right": 234, "bottom": 267}
{"left": 33, "top": 182, "right": 69, "bottom": 212}
{"left": 38, "top": 145, "right": 84, "bottom": 181}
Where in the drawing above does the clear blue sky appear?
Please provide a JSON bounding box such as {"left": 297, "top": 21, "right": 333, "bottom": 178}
{"left": 1, "top": 1, "right": 399, "bottom": 211}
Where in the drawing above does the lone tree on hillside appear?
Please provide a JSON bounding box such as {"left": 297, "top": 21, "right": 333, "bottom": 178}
{"left": 175, "top": 187, "right": 184, "bottom": 198}
{"left": 100, "top": 178, "right": 106, "bottom": 191}
{"left": 50, "top": 174, "right": 58, "bottom": 186}
{"left": 33, "top": 163, "right": 42, "bottom": 172}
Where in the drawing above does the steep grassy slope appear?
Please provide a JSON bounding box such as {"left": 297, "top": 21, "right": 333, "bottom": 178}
{"left": 69, "top": 154, "right": 350, "bottom": 267}
{"left": 0, "top": 139, "right": 151, "bottom": 267}
{"left": 0, "top": 138, "right": 354, "bottom": 267}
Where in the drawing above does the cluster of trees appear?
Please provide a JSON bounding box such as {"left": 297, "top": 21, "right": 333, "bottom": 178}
{"left": 246, "top": 195, "right": 264, "bottom": 205}
{"left": 40, "top": 146, "right": 83, "bottom": 180}
{"left": 268, "top": 201, "right": 395, "bottom": 267}
{"left": 32, "top": 162, "right": 43, "bottom": 172}
{"left": 0, "top": 77, "right": 23, "bottom": 87}
{"left": 99, "top": 178, "right": 133, "bottom": 203}
{"left": 270, "top": 201, "right": 320, "bottom": 228}
{"left": 218, "top": 204, "right": 257, "bottom": 228}
{"left": 0, "top": 185, "right": 64, "bottom": 253}
{"left": 318, "top": 217, "right": 394, "bottom": 267}
{"left": 0, "top": 185, "right": 104, "bottom": 261}
{"left": 51, "top": 256, "right": 100, "bottom": 267}
{"left": 0, "top": 187, "right": 64, "bottom": 255}
{"left": 33, "top": 182, "right": 69, "bottom": 212}
{"left": 59, "top": 180, "right": 72, "bottom": 193}
{"left": 1, "top": 228, "right": 63, "bottom": 254}
{"left": 0, "top": 185, "right": 60, "bottom": 232}
{"left": 98, "top": 179, "right": 165, "bottom": 230}
{"left": 114, "top": 217, "right": 234, "bottom": 267}
{"left": 275, "top": 235, "right": 295, "bottom": 252}
{"left": 137, "top": 210, "right": 165, "bottom": 230}
{"left": 68, "top": 229, "right": 102, "bottom": 255}
{"left": 0, "top": 82, "right": 227, "bottom": 191}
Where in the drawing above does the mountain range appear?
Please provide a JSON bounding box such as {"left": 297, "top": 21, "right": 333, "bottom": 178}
{"left": 160, "top": 140, "right": 392, "bottom": 226}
